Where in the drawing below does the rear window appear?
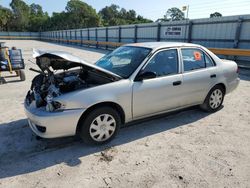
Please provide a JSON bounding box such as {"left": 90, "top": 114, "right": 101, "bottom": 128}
{"left": 181, "top": 48, "right": 214, "bottom": 71}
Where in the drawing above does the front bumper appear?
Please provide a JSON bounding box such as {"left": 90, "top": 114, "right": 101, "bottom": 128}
{"left": 24, "top": 102, "right": 85, "bottom": 138}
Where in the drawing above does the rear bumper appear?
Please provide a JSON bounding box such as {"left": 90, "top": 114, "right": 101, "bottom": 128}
{"left": 24, "top": 102, "right": 85, "bottom": 138}
{"left": 226, "top": 77, "right": 240, "bottom": 94}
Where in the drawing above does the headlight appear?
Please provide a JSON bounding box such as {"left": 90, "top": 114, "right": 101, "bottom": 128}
{"left": 46, "top": 101, "right": 65, "bottom": 112}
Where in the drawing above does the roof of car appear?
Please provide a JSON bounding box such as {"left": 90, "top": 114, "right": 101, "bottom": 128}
{"left": 124, "top": 42, "right": 201, "bottom": 50}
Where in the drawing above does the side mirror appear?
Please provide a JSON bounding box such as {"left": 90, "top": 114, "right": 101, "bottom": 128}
{"left": 135, "top": 71, "right": 157, "bottom": 81}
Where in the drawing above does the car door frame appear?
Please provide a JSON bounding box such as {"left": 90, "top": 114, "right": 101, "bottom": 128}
{"left": 131, "top": 47, "right": 185, "bottom": 120}
{"left": 130, "top": 47, "right": 183, "bottom": 80}
{"left": 178, "top": 46, "right": 218, "bottom": 106}
{"left": 178, "top": 46, "right": 217, "bottom": 73}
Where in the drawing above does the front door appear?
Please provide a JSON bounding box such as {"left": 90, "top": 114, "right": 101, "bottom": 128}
{"left": 132, "top": 49, "right": 184, "bottom": 119}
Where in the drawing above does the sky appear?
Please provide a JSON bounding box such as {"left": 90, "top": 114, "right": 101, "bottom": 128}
{"left": 1, "top": 0, "right": 250, "bottom": 21}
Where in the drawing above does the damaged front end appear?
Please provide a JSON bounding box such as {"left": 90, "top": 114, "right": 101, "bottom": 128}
{"left": 26, "top": 50, "right": 121, "bottom": 112}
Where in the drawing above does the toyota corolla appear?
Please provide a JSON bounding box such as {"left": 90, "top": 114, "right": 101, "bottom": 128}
{"left": 25, "top": 42, "right": 239, "bottom": 144}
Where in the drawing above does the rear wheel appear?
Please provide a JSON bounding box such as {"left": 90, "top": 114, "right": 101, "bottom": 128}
{"left": 79, "top": 107, "right": 121, "bottom": 145}
{"left": 200, "top": 85, "right": 225, "bottom": 112}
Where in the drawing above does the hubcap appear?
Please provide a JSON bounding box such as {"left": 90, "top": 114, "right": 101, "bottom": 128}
{"left": 89, "top": 114, "right": 116, "bottom": 142}
{"left": 209, "top": 89, "right": 223, "bottom": 109}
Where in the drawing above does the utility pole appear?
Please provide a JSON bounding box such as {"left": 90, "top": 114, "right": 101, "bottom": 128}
{"left": 186, "top": 5, "right": 189, "bottom": 19}
{"left": 183, "top": 5, "right": 189, "bottom": 42}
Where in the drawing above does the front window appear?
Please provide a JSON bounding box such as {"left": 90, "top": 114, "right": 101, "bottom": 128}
{"left": 143, "top": 49, "right": 178, "bottom": 77}
{"left": 96, "top": 46, "right": 151, "bottom": 78}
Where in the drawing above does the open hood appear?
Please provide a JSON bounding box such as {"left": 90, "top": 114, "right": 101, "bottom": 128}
{"left": 33, "top": 49, "right": 122, "bottom": 80}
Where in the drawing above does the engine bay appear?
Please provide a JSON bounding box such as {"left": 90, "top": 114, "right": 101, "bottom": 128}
{"left": 26, "top": 54, "right": 118, "bottom": 111}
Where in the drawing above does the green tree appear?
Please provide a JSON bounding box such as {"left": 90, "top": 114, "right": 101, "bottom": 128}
{"left": 210, "top": 12, "right": 222, "bottom": 18}
{"left": 10, "top": 0, "right": 30, "bottom": 31}
{"left": 0, "top": 1, "right": 152, "bottom": 31}
{"left": 136, "top": 15, "right": 152, "bottom": 24}
{"left": 99, "top": 4, "right": 121, "bottom": 26}
{"left": 30, "top": 3, "right": 44, "bottom": 16}
{"left": 0, "top": 6, "right": 13, "bottom": 31}
{"left": 65, "top": 0, "right": 100, "bottom": 29}
{"left": 99, "top": 4, "right": 152, "bottom": 26}
{"left": 29, "top": 3, "right": 49, "bottom": 31}
{"left": 45, "top": 12, "right": 68, "bottom": 30}
{"left": 165, "top": 7, "right": 185, "bottom": 21}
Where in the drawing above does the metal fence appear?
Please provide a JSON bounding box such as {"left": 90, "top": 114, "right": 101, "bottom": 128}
{"left": 0, "top": 32, "right": 40, "bottom": 40}
{"left": 40, "top": 14, "right": 250, "bottom": 50}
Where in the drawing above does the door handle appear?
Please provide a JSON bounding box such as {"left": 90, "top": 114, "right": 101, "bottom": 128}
{"left": 210, "top": 74, "right": 216, "bottom": 78}
{"left": 173, "top": 81, "right": 182, "bottom": 86}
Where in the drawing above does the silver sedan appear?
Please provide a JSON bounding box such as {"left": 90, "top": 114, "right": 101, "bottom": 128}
{"left": 25, "top": 42, "right": 240, "bottom": 144}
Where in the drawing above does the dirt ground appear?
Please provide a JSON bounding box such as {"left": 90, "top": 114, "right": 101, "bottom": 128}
{"left": 0, "top": 40, "right": 249, "bottom": 188}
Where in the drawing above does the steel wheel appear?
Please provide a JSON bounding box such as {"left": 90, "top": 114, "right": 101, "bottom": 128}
{"left": 79, "top": 107, "right": 121, "bottom": 145}
{"left": 89, "top": 114, "right": 116, "bottom": 142}
{"left": 200, "top": 85, "right": 225, "bottom": 112}
{"left": 209, "top": 89, "right": 223, "bottom": 109}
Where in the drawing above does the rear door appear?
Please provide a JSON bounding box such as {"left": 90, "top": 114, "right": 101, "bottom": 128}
{"left": 180, "top": 48, "right": 217, "bottom": 106}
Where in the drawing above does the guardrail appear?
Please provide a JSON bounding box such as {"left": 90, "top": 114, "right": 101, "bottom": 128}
{"left": 208, "top": 48, "right": 250, "bottom": 56}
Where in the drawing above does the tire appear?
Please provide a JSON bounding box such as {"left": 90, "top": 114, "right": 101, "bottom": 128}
{"left": 79, "top": 107, "right": 121, "bottom": 145}
{"left": 200, "top": 85, "right": 225, "bottom": 112}
{"left": 19, "top": 70, "right": 26, "bottom": 81}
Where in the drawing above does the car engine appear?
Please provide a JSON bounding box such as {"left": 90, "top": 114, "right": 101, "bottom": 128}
{"left": 28, "top": 69, "right": 90, "bottom": 108}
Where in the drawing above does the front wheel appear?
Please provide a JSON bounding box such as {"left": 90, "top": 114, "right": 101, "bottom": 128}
{"left": 200, "top": 85, "right": 225, "bottom": 112}
{"left": 79, "top": 107, "right": 121, "bottom": 145}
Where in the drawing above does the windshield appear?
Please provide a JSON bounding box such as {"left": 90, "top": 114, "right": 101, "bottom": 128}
{"left": 95, "top": 46, "right": 151, "bottom": 78}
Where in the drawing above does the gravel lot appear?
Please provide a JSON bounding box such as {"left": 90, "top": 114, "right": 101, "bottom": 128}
{"left": 0, "top": 40, "right": 249, "bottom": 188}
